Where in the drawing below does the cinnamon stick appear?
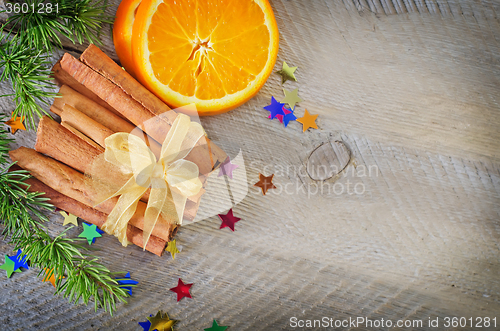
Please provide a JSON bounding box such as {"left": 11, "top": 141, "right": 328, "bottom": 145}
{"left": 36, "top": 116, "right": 101, "bottom": 173}
{"left": 52, "top": 85, "right": 135, "bottom": 134}
{"left": 57, "top": 51, "right": 227, "bottom": 175}
{"left": 34, "top": 116, "right": 202, "bottom": 222}
{"left": 9, "top": 147, "right": 179, "bottom": 243}
{"left": 60, "top": 104, "right": 114, "bottom": 148}
{"left": 11, "top": 167, "right": 166, "bottom": 256}
{"left": 52, "top": 62, "right": 125, "bottom": 119}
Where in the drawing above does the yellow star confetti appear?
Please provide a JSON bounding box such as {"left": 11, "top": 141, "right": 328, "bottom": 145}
{"left": 59, "top": 211, "right": 78, "bottom": 226}
{"left": 5, "top": 115, "right": 26, "bottom": 134}
{"left": 281, "top": 88, "right": 302, "bottom": 109}
{"left": 296, "top": 109, "right": 318, "bottom": 132}
{"left": 148, "top": 311, "right": 178, "bottom": 331}
{"left": 166, "top": 240, "right": 180, "bottom": 260}
{"left": 276, "top": 61, "right": 297, "bottom": 84}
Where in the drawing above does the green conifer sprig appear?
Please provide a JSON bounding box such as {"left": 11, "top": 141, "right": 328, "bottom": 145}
{"left": 0, "top": 117, "right": 129, "bottom": 315}
{"left": 0, "top": 0, "right": 113, "bottom": 128}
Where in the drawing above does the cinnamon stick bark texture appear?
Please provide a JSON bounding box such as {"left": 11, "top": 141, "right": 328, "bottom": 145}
{"left": 58, "top": 51, "right": 227, "bottom": 175}
{"left": 35, "top": 116, "right": 101, "bottom": 173}
{"left": 9, "top": 147, "right": 179, "bottom": 243}
{"left": 60, "top": 104, "right": 114, "bottom": 148}
{"left": 52, "top": 85, "right": 135, "bottom": 133}
{"left": 81, "top": 45, "right": 177, "bottom": 122}
{"left": 61, "top": 122, "right": 104, "bottom": 151}
{"left": 52, "top": 62, "right": 124, "bottom": 118}
{"left": 16, "top": 172, "right": 166, "bottom": 256}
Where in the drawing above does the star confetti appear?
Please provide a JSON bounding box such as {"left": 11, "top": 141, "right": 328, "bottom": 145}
{"left": 42, "top": 268, "right": 63, "bottom": 287}
{"left": 116, "top": 272, "right": 138, "bottom": 296}
{"left": 281, "top": 88, "right": 302, "bottom": 109}
{"left": 218, "top": 209, "right": 241, "bottom": 231}
{"left": 9, "top": 249, "right": 29, "bottom": 270}
{"left": 78, "top": 222, "right": 103, "bottom": 245}
{"left": 0, "top": 254, "right": 22, "bottom": 278}
{"left": 276, "top": 61, "right": 298, "bottom": 84}
{"left": 166, "top": 240, "right": 180, "bottom": 260}
{"left": 296, "top": 109, "right": 318, "bottom": 132}
{"left": 218, "top": 157, "right": 239, "bottom": 179}
{"left": 263, "top": 96, "right": 285, "bottom": 119}
{"left": 138, "top": 315, "right": 153, "bottom": 331}
{"left": 170, "top": 278, "right": 193, "bottom": 302}
{"left": 5, "top": 115, "right": 26, "bottom": 134}
{"left": 205, "top": 320, "right": 229, "bottom": 331}
{"left": 282, "top": 107, "right": 297, "bottom": 127}
{"left": 147, "top": 311, "right": 178, "bottom": 331}
{"left": 60, "top": 210, "right": 78, "bottom": 226}
{"left": 254, "top": 173, "right": 277, "bottom": 195}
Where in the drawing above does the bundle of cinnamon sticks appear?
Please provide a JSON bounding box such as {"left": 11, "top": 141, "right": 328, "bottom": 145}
{"left": 10, "top": 45, "right": 227, "bottom": 256}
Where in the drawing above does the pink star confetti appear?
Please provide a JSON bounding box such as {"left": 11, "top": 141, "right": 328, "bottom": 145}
{"left": 218, "top": 157, "right": 239, "bottom": 179}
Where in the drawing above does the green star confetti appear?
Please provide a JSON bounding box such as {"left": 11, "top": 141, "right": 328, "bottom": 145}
{"left": 78, "top": 222, "right": 102, "bottom": 245}
{"left": 0, "top": 254, "right": 22, "bottom": 278}
{"left": 204, "top": 319, "right": 229, "bottom": 331}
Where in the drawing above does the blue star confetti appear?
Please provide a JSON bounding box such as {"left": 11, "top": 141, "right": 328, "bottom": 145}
{"left": 9, "top": 249, "right": 29, "bottom": 270}
{"left": 116, "top": 272, "right": 138, "bottom": 296}
{"left": 282, "top": 106, "right": 297, "bottom": 127}
{"left": 263, "top": 96, "right": 285, "bottom": 119}
{"left": 139, "top": 315, "right": 154, "bottom": 331}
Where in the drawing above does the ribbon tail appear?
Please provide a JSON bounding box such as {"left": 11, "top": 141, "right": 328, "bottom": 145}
{"left": 143, "top": 186, "right": 168, "bottom": 249}
{"left": 102, "top": 185, "right": 149, "bottom": 246}
{"left": 170, "top": 187, "right": 188, "bottom": 226}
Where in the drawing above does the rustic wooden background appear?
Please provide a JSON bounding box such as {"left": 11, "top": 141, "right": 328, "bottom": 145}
{"left": 1, "top": 0, "right": 499, "bottom": 330}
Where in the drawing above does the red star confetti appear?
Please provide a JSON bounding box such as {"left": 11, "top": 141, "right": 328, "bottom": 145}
{"left": 218, "top": 208, "right": 241, "bottom": 231}
{"left": 254, "top": 173, "right": 277, "bottom": 195}
{"left": 170, "top": 278, "right": 193, "bottom": 302}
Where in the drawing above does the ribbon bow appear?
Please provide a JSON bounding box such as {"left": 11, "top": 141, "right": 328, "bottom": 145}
{"left": 97, "top": 114, "right": 204, "bottom": 247}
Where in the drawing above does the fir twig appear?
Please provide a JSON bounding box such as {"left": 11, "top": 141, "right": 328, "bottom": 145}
{"left": 0, "top": 121, "right": 128, "bottom": 314}
{"left": 0, "top": 114, "right": 12, "bottom": 163}
{"left": 0, "top": 35, "right": 57, "bottom": 129}
{"left": 0, "top": 0, "right": 113, "bottom": 128}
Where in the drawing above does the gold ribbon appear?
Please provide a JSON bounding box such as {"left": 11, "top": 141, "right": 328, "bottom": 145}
{"left": 94, "top": 114, "right": 204, "bottom": 248}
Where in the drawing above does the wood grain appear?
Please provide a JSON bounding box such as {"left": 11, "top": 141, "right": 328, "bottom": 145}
{"left": 1, "top": 0, "right": 500, "bottom": 330}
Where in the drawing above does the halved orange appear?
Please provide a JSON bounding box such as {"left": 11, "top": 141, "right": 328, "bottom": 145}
{"left": 113, "top": 0, "right": 143, "bottom": 76}
{"left": 130, "top": 0, "right": 279, "bottom": 115}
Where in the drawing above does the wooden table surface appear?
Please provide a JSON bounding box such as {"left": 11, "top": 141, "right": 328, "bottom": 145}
{"left": 1, "top": 0, "right": 499, "bottom": 330}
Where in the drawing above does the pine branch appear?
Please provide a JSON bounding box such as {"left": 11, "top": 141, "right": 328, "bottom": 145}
{"left": 0, "top": 35, "right": 57, "bottom": 129}
{"left": 0, "top": 114, "right": 12, "bottom": 163}
{"left": 4, "top": 0, "right": 113, "bottom": 52}
{"left": 0, "top": 0, "right": 113, "bottom": 128}
{"left": 0, "top": 154, "right": 129, "bottom": 315}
